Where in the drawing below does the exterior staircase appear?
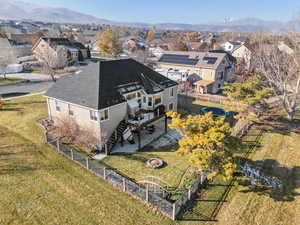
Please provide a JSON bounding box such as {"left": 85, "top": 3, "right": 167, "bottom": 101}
{"left": 101, "top": 120, "right": 127, "bottom": 155}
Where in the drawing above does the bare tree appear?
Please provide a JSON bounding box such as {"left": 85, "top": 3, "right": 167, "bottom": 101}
{"left": 253, "top": 34, "right": 300, "bottom": 121}
{"left": 35, "top": 45, "right": 70, "bottom": 81}
{"left": 54, "top": 117, "right": 99, "bottom": 151}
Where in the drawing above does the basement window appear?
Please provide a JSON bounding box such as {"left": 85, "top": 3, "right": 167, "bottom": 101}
{"left": 68, "top": 104, "right": 74, "bottom": 116}
{"left": 90, "top": 110, "right": 98, "bottom": 121}
{"left": 100, "top": 109, "right": 109, "bottom": 121}
{"left": 55, "top": 100, "right": 60, "bottom": 112}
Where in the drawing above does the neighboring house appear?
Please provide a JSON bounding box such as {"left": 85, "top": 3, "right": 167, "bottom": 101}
{"left": 44, "top": 59, "right": 178, "bottom": 154}
{"left": 156, "top": 51, "right": 235, "bottom": 94}
{"left": 149, "top": 46, "right": 167, "bottom": 58}
{"left": 184, "top": 41, "right": 204, "bottom": 52}
{"left": 278, "top": 41, "right": 294, "bottom": 55}
{"left": 220, "top": 41, "right": 241, "bottom": 52}
{"left": 123, "top": 38, "right": 148, "bottom": 53}
{"left": 0, "top": 38, "right": 32, "bottom": 62}
{"left": 32, "top": 37, "right": 89, "bottom": 63}
{"left": 231, "top": 44, "right": 252, "bottom": 69}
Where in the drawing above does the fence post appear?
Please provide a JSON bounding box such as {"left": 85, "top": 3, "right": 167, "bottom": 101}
{"left": 56, "top": 139, "right": 60, "bottom": 151}
{"left": 123, "top": 177, "right": 126, "bottom": 192}
{"left": 172, "top": 203, "right": 176, "bottom": 220}
{"left": 105, "top": 144, "right": 108, "bottom": 155}
{"left": 44, "top": 132, "right": 47, "bottom": 143}
{"left": 200, "top": 174, "right": 204, "bottom": 185}
{"left": 71, "top": 149, "right": 74, "bottom": 160}
{"left": 103, "top": 167, "right": 106, "bottom": 179}
{"left": 146, "top": 184, "right": 149, "bottom": 202}
{"left": 86, "top": 157, "right": 89, "bottom": 169}
{"left": 188, "top": 188, "right": 191, "bottom": 200}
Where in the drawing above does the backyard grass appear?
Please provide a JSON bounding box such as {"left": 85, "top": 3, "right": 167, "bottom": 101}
{"left": 0, "top": 95, "right": 175, "bottom": 225}
{"left": 180, "top": 121, "right": 300, "bottom": 225}
{"left": 192, "top": 100, "right": 224, "bottom": 108}
{"left": 0, "top": 77, "right": 24, "bottom": 85}
{"left": 0, "top": 94, "right": 299, "bottom": 225}
{"left": 102, "top": 145, "right": 191, "bottom": 191}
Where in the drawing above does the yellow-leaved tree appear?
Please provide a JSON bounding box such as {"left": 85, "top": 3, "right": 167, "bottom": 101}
{"left": 97, "top": 28, "right": 122, "bottom": 57}
{"left": 167, "top": 112, "right": 238, "bottom": 180}
{"left": 145, "top": 27, "right": 156, "bottom": 43}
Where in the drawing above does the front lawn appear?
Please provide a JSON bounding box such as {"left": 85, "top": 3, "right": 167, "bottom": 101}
{"left": 0, "top": 77, "right": 24, "bottom": 85}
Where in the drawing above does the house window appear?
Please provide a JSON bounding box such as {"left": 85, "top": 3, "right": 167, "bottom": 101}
{"left": 154, "top": 95, "right": 162, "bottom": 105}
{"left": 169, "top": 103, "right": 174, "bottom": 111}
{"left": 126, "top": 93, "right": 137, "bottom": 100}
{"left": 137, "top": 92, "right": 141, "bottom": 98}
{"left": 68, "top": 104, "right": 74, "bottom": 116}
{"left": 170, "top": 87, "right": 174, "bottom": 97}
{"left": 90, "top": 110, "right": 98, "bottom": 121}
{"left": 100, "top": 109, "right": 109, "bottom": 121}
{"left": 143, "top": 96, "right": 146, "bottom": 103}
{"left": 148, "top": 97, "right": 152, "bottom": 106}
{"left": 218, "top": 71, "right": 224, "bottom": 80}
{"left": 55, "top": 100, "right": 60, "bottom": 112}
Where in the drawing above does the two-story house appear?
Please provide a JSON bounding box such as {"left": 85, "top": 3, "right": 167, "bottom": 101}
{"left": 32, "top": 37, "right": 90, "bottom": 64}
{"left": 44, "top": 59, "right": 178, "bottom": 154}
{"left": 156, "top": 51, "right": 234, "bottom": 94}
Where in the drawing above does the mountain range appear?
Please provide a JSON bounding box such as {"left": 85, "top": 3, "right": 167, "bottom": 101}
{"left": 0, "top": 0, "right": 297, "bottom": 32}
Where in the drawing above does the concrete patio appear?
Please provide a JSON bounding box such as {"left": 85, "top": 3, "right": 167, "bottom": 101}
{"left": 112, "top": 117, "right": 181, "bottom": 154}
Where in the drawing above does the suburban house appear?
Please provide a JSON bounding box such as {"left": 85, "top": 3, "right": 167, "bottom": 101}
{"left": 155, "top": 51, "right": 235, "bottom": 94}
{"left": 220, "top": 41, "right": 241, "bottom": 52}
{"left": 231, "top": 44, "right": 252, "bottom": 69}
{"left": 0, "top": 37, "right": 32, "bottom": 63}
{"left": 44, "top": 59, "right": 178, "bottom": 154}
{"left": 32, "top": 37, "right": 90, "bottom": 63}
{"left": 277, "top": 41, "right": 295, "bottom": 55}
{"left": 149, "top": 46, "right": 167, "bottom": 58}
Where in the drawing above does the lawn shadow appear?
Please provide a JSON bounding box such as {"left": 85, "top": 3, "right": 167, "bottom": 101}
{"left": 177, "top": 178, "right": 234, "bottom": 222}
{"left": 236, "top": 157, "right": 300, "bottom": 202}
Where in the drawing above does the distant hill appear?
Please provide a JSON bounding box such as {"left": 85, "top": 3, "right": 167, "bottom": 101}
{"left": 0, "top": 0, "right": 297, "bottom": 32}
{"left": 0, "top": 0, "right": 111, "bottom": 24}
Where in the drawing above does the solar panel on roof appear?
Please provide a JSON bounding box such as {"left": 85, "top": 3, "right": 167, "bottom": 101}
{"left": 159, "top": 54, "right": 198, "bottom": 65}
{"left": 203, "top": 57, "right": 217, "bottom": 64}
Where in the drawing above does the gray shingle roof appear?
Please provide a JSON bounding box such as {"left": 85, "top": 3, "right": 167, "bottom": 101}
{"left": 45, "top": 59, "right": 177, "bottom": 110}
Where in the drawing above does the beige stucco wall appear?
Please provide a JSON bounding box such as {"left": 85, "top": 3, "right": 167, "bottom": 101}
{"left": 47, "top": 97, "right": 102, "bottom": 144}
{"left": 99, "top": 102, "right": 127, "bottom": 142}
{"left": 162, "top": 86, "right": 178, "bottom": 112}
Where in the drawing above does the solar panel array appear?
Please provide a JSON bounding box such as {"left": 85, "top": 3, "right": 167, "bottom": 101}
{"left": 159, "top": 54, "right": 199, "bottom": 65}
{"left": 203, "top": 57, "right": 217, "bottom": 64}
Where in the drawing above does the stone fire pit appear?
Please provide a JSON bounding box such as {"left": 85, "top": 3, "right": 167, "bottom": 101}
{"left": 146, "top": 158, "right": 164, "bottom": 169}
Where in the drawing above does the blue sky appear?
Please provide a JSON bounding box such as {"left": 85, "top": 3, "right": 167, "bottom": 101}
{"left": 23, "top": 0, "right": 299, "bottom": 24}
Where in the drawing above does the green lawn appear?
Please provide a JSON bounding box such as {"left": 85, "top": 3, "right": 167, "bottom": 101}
{"left": 102, "top": 145, "right": 191, "bottom": 191}
{"left": 0, "top": 94, "right": 299, "bottom": 225}
{"left": 0, "top": 77, "right": 24, "bottom": 85}
{"left": 0, "top": 95, "right": 175, "bottom": 225}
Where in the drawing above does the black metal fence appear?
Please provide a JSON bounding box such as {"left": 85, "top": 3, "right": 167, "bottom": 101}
{"left": 45, "top": 133, "right": 205, "bottom": 220}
